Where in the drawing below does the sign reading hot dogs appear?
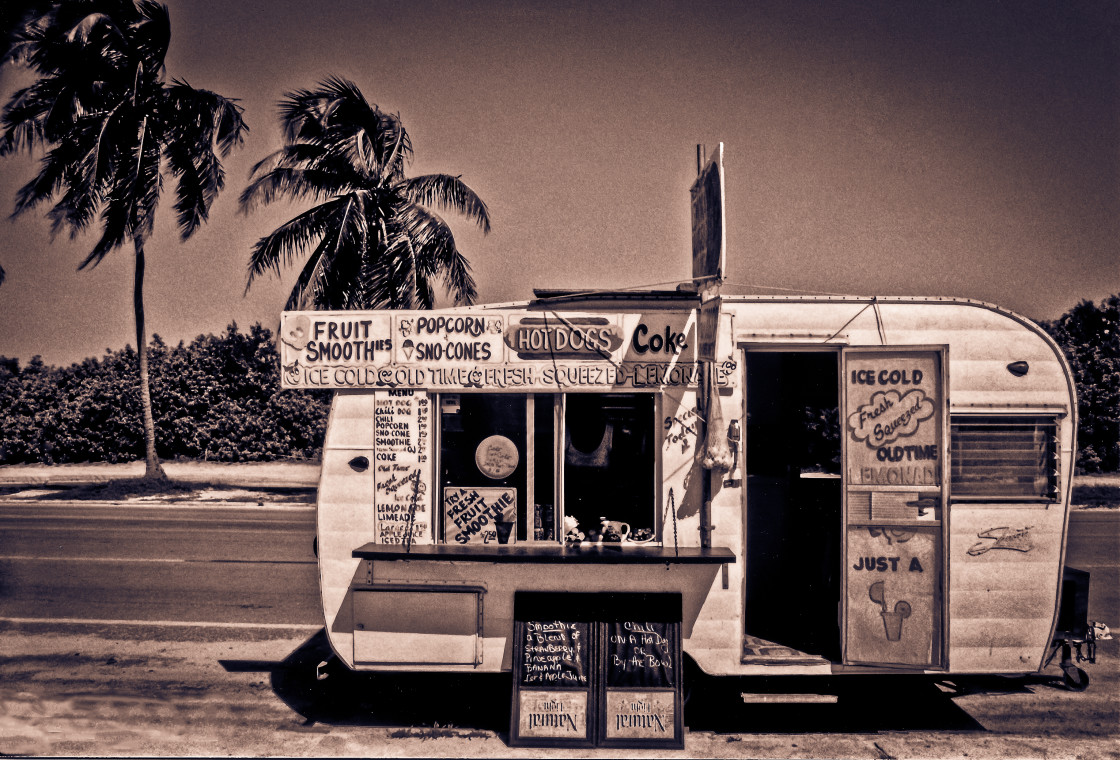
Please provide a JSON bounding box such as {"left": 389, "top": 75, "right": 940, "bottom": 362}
{"left": 505, "top": 317, "right": 625, "bottom": 359}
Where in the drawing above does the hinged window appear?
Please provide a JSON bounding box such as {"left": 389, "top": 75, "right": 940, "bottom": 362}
{"left": 950, "top": 415, "right": 1059, "bottom": 500}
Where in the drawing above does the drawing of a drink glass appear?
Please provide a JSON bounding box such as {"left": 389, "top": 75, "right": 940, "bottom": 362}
{"left": 869, "top": 581, "right": 912, "bottom": 642}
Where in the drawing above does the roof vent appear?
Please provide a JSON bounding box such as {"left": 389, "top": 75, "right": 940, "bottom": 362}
{"left": 1007, "top": 361, "right": 1030, "bottom": 377}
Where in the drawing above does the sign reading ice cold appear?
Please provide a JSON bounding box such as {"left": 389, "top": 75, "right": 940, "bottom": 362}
{"left": 373, "top": 390, "right": 431, "bottom": 544}
{"left": 845, "top": 352, "right": 941, "bottom": 487}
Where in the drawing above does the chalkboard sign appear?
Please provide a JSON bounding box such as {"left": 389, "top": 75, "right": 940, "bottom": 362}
{"left": 510, "top": 593, "right": 598, "bottom": 748}
{"left": 521, "top": 621, "right": 590, "bottom": 687}
{"left": 599, "top": 596, "right": 683, "bottom": 749}
{"left": 510, "top": 592, "right": 682, "bottom": 749}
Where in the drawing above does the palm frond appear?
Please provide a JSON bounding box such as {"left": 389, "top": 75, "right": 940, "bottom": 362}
{"left": 245, "top": 194, "right": 357, "bottom": 286}
{"left": 163, "top": 82, "right": 247, "bottom": 237}
{"left": 386, "top": 204, "right": 477, "bottom": 307}
{"left": 402, "top": 173, "right": 491, "bottom": 234}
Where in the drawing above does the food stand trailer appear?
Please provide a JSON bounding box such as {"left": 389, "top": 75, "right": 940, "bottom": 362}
{"left": 280, "top": 289, "right": 1099, "bottom": 745}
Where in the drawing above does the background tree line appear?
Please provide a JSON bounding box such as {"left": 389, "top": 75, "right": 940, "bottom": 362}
{"left": 0, "top": 323, "right": 330, "bottom": 464}
{"left": 0, "top": 294, "right": 1116, "bottom": 471}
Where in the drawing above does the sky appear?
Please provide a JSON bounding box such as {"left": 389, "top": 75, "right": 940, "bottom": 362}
{"left": 0, "top": 0, "right": 1116, "bottom": 366}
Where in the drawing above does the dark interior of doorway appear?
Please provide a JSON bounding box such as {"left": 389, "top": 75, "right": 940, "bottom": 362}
{"left": 745, "top": 351, "right": 841, "bottom": 661}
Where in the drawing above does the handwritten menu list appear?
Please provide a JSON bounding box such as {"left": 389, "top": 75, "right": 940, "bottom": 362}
{"left": 511, "top": 593, "right": 682, "bottom": 750}
{"left": 603, "top": 621, "right": 677, "bottom": 742}
{"left": 521, "top": 621, "right": 589, "bottom": 687}
{"left": 373, "top": 390, "right": 431, "bottom": 544}
{"left": 606, "top": 622, "right": 675, "bottom": 688}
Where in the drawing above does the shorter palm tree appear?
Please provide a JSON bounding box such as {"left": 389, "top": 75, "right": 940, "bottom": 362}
{"left": 242, "top": 76, "right": 489, "bottom": 310}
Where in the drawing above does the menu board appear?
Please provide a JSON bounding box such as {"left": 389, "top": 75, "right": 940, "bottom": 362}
{"left": 521, "top": 621, "right": 590, "bottom": 687}
{"left": 511, "top": 594, "right": 597, "bottom": 748}
{"left": 600, "top": 617, "right": 682, "bottom": 748}
{"left": 510, "top": 593, "right": 682, "bottom": 750}
{"left": 605, "top": 622, "right": 676, "bottom": 688}
{"left": 373, "top": 390, "right": 431, "bottom": 544}
{"left": 842, "top": 349, "right": 945, "bottom": 669}
{"left": 844, "top": 351, "right": 942, "bottom": 488}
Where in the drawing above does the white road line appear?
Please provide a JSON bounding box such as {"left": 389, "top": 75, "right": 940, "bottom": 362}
{"left": 0, "top": 556, "right": 315, "bottom": 564}
{"left": 0, "top": 616, "right": 322, "bottom": 630}
{"left": 0, "top": 555, "right": 187, "bottom": 563}
{"left": 0, "top": 501, "right": 316, "bottom": 512}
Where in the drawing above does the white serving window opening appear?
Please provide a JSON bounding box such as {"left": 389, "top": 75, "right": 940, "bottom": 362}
{"left": 438, "top": 393, "right": 657, "bottom": 545}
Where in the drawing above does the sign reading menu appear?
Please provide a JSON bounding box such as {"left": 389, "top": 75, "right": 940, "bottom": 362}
{"left": 373, "top": 390, "right": 431, "bottom": 544}
{"left": 510, "top": 593, "right": 683, "bottom": 750}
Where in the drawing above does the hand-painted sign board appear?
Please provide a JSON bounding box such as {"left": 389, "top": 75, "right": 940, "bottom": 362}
{"left": 690, "top": 143, "right": 726, "bottom": 283}
{"left": 373, "top": 390, "right": 431, "bottom": 545}
{"left": 842, "top": 348, "right": 946, "bottom": 669}
{"left": 278, "top": 310, "right": 731, "bottom": 391}
{"left": 510, "top": 593, "right": 683, "bottom": 749}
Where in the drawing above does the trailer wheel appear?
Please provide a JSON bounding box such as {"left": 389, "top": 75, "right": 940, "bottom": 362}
{"left": 1061, "top": 665, "right": 1089, "bottom": 691}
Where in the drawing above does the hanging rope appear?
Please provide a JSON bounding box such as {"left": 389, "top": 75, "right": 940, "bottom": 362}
{"left": 667, "top": 486, "right": 679, "bottom": 558}
{"left": 404, "top": 469, "right": 421, "bottom": 553}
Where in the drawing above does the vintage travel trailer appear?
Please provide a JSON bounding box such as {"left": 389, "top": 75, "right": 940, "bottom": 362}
{"left": 280, "top": 289, "right": 1098, "bottom": 744}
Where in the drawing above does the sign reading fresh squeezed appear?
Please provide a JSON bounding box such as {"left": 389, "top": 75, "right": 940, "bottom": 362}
{"left": 279, "top": 309, "right": 731, "bottom": 391}
{"left": 845, "top": 353, "right": 942, "bottom": 487}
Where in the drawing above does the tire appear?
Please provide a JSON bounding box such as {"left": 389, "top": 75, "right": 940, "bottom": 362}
{"left": 1062, "top": 665, "right": 1089, "bottom": 691}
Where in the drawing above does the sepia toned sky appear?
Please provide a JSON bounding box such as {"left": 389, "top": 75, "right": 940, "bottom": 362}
{"left": 0, "top": 0, "right": 1116, "bottom": 366}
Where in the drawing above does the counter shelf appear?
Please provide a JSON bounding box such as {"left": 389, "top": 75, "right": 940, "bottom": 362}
{"left": 352, "top": 543, "right": 736, "bottom": 564}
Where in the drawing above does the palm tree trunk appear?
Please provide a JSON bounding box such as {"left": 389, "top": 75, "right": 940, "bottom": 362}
{"left": 133, "top": 239, "right": 166, "bottom": 481}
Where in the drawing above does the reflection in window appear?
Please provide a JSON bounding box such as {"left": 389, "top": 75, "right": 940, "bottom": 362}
{"left": 950, "top": 415, "right": 1059, "bottom": 500}
{"left": 437, "top": 392, "right": 657, "bottom": 544}
{"left": 564, "top": 394, "right": 655, "bottom": 542}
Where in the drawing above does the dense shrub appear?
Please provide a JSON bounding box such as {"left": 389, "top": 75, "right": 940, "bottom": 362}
{"left": 1042, "top": 295, "right": 1120, "bottom": 473}
{"left": 0, "top": 323, "right": 330, "bottom": 464}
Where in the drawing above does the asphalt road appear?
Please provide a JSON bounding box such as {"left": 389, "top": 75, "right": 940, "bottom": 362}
{"left": 0, "top": 501, "right": 320, "bottom": 628}
{"left": 1, "top": 500, "right": 1117, "bottom": 758}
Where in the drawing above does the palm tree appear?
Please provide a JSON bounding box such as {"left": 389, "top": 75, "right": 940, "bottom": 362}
{"left": 241, "top": 76, "right": 489, "bottom": 310}
{"left": 1, "top": 0, "right": 247, "bottom": 479}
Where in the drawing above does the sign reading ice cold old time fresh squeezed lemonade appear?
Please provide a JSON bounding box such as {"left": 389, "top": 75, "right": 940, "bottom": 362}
{"left": 845, "top": 353, "right": 941, "bottom": 487}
